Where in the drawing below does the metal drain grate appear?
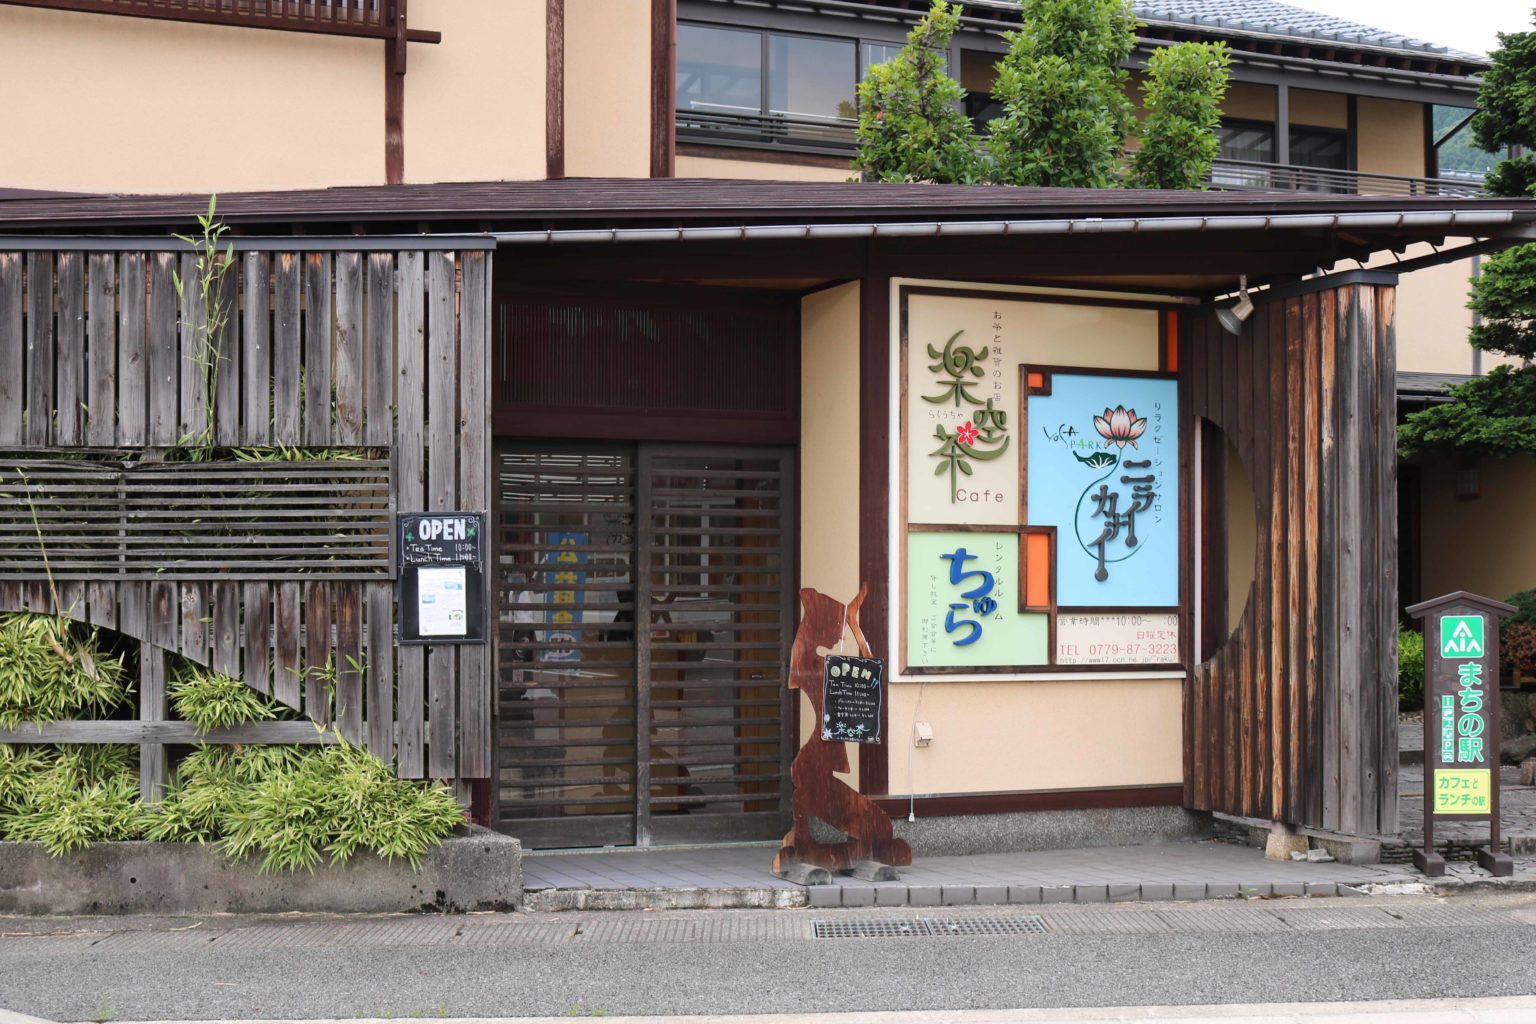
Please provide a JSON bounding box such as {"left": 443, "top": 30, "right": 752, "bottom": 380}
{"left": 812, "top": 916, "right": 1048, "bottom": 939}
{"left": 813, "top": 919, "right": 931, "bottom": 939}
{"left": 924, "top": 916, "right": 1049, "bottom": 937}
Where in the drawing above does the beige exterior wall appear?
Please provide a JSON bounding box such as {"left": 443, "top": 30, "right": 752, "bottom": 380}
{"left": 564, "top": 0, "right": 651, "bottom": 178}
{"left": 1222, "top": 82, "right": 1275, "bottom": 123}
{"left": 1357, "top": 96, "right": 1426, "bottom": 179}
{"left": 888, "top": 679, "right": 1183, "bottom": 794}
{"left": 1394, "top": 245, "right": 1480, "bottom": 375}
{"left": 800, "top": 282, "right": 865, "bottom": 788}
{"left": 0, "top": 0, "right": 547, "bottom": 193}
{"left": 676, "top": 154, "right": 851, "bottom": 181}
{"left": 404, "top": 0, "right": 547, "bottom": 185}
{"left": 0, "top": 6, "right": 383, "bottom": 193}
{"left": 1419, "top": 455, "right": 1536, "bottom": 602}
{"left": 1290, "top": 89, "right": 1348, "bottom": 130}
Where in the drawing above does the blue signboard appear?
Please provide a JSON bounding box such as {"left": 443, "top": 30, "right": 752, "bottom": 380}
{"left": 542, "top": 531, "right": 588, "bottom": 662}
{"left": 1026, "top": 372, "right": 1178, "bottom": 608}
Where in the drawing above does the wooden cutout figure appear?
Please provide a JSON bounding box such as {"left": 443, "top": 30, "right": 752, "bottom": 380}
{"left": 774, "top": 584, "right": 912, "bottom": 874}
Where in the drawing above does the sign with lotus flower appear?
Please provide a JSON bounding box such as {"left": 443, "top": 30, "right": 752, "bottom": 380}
{"left": 1025, "top": 371, "right": 1179, "bottom": 609}
{"left": 898, "top": 285, "right": 1181, "bottom": 675}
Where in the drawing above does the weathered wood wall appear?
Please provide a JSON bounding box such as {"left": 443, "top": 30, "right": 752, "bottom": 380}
{"left": 0, "top": 241, "right": 493, "bottom": 781}
{"left": 1183, "top": 273, "right": 1398, "bottom": 836}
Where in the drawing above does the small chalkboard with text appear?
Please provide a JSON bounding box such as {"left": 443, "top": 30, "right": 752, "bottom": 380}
{"left": 821, "top": 655, "right": 884, "bottom": 744}
{"left": 397, "top": 512, "right": 488, "bottom": 646}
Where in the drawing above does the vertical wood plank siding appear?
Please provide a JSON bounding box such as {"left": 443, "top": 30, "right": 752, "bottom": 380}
{"left": 1183, "top": 281, "right": 1397, "bottom": 835}
{"left": 0, "top": 245, "right": 494, "bottom": 782}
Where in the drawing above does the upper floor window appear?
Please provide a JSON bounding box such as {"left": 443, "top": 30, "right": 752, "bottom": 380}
{"left": 677, "top": 22, "right": 902, "bottom": 125}
{"left": 1432, "top": 105, "right": 1500, "bottom": 183}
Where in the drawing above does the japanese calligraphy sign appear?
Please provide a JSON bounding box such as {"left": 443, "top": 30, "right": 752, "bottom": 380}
{"left": 396, "top": 512, "right": 489, "bottom": 646}
{"left": 906, "top": 531, "right": 1048, "bottom": 669}
{"left": 900, "top": 286, "right": 1180, "bottom": 675}
{"left": 822, "top": 655, "right": 885, "bottom": 744}
{"left": 1406, "top": 591, "right": 1516, "bottom": 877}
{"left": 1025, "top": 372, "right": 1179, "bottom": 608}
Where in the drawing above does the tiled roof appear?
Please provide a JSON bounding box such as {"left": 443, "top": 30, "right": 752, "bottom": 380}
{"left": 1132, "top": 0, "right": 1487, "bottom": 62}
{"left": 1398, "top": 371, "right": 1479, "bottom": 400}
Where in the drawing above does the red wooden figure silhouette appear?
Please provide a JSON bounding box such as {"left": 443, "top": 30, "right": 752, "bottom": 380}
{"left": 774, "top": 584, "right": 912, "bottom": 873}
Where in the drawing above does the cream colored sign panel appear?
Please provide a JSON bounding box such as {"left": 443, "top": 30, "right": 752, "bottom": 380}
{"left": 905, "top": 294, "right": 1160, "bottom": 527}
{"left": 1056, "top": 612, "right": 1180, "bottom": 666}
{"left": 905, "top": 298, "right": 1019, "bottom": 526}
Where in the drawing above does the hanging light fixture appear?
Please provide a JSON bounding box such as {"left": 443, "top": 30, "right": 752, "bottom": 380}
{"left": 1217, "top": 275, "right": 1255, "bottom": 336}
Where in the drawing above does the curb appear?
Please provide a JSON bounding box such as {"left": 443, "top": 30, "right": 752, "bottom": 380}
{"left": 522, "top": 879, "right": 1376, "bottom": 911}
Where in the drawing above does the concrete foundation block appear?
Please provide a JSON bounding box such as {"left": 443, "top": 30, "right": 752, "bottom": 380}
{"left": 873, "top": 885, "right": 911, "bottom": 906}
{"left": 0, "top": 827, "right": 520, "bottom": 916}
{"left": 1040, "top": 885, "right": 1074, "bottom": 903}
{"left": 1074, "top": 884, "right": 1109, "bottom": 903}
{"left": 973, "top": 885, "right": 1007, "bottom": 906}
{"left": 1265, "top": 830, "right": 1309, "bottom": 862}
{"left": 1008, "top": 885, "right": 1042, "bottom": 904}
{"left": 1173, "top": 883, "right": 1208, "bottom": 901}
{"left": 907, "top": 885, "right": 942, "bottom": 906}
{"left": 1240, "top": 883, "right": 1273, "bottom": 898}
{"left": 1305, "top": 882, "right": 1339, "bottom": 897}
{"left": 1107, "top": 883, "right": 1140, "bottom": 902}
{"left": 1141, "top": 883, "right": 1176, "bottom": 901}
{"left": 1307, "top": 834, "right": 1382, "bottom": 865}
{"left": 1207, "top": 883, "right": 1240, "bottom": 899}
{"left": 1507, "top": 834, "right": 1536, "bottom": 856}
{"left": 1270, "top": 882, "right": 1306, "bottom": 897}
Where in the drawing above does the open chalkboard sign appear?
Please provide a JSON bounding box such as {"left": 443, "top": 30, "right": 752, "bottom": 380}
{"left": 397, "top": 512, "right": 488, "bottom": 646}
{"left": 822, "top": 655, "right": 884, "bottom": 744}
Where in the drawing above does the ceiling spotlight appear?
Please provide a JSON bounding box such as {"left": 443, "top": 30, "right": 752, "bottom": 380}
{"left": 1217, "top": 275, "right": 1255, "bottom": 336}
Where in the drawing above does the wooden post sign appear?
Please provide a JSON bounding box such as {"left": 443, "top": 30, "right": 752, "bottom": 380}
{"left": 396, "top": 512, "right": 489, "bottom": 646}
{"left": 1406, "top": 591, "right": 1516, "bottom": 878}
{"left": 775, "top": 584, "right": 911, "bottom": 882}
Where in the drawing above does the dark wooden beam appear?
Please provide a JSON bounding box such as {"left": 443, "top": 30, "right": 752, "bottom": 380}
{"left": 384, "top": 0, "right": 406, "bottom": 185}
{"left": 650, "top": 0, "right": 677, "bottom": 178}
{"left": 0, "top": 0, "right": 442, "bottom": 42}
{"left": 858, "top": 260, "right": 890, "bottom": 796}
{"left": 547, "top": 0, "right": 565, "bottom": 180}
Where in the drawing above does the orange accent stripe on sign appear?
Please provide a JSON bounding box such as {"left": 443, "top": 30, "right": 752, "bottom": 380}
{"left": 1025, "top": 532, "right": 1052, "bottom": 609}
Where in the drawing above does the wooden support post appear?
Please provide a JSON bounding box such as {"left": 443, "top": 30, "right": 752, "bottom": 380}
{"left": 139, "top": 643, "right": 169, "bottom": 804}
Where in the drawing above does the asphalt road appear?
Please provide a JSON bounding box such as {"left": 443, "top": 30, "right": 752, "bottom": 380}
{"left": 5, "top": 895, "right": 1536, "bottom": 1021}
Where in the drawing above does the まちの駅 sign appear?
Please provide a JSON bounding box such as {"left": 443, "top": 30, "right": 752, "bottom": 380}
{"left": 1407, "top": 592, "right": 1517, "bottom": 878}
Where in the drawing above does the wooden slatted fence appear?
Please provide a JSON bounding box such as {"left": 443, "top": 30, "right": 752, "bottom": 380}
{"left": 1183, "top": 273, "right": 1398, "bottom": 836}
{"left": 0, "top": 240, "right": 493, "bottom": 782}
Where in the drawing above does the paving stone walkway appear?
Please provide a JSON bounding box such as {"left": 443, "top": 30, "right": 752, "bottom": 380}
{"left": 1396, "top": 712, "right": 1536, "bottom": 847}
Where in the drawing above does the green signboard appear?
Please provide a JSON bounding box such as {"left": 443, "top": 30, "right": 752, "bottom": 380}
{"left": 1440, "top": 615, "right": 1485, "bottom": 659}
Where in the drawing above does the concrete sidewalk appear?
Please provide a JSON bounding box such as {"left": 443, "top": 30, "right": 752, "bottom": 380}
{"left": 83, "top": 996, "right": 1536, "bottom": 1023}
{"left": 522, "top": 839, "right": 1443, "bottom": 910}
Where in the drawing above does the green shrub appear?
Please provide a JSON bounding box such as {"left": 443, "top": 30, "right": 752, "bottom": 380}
{"left": 0, "top": 745, "right": 147, "bottom": 855}
{"left": 168, "top": 663, "right": 279, "bottom": 733}
{"left": 1399, "top": 626, "right": 1426, "bottom": 711}
{"left": 0, "top": 615, "right": 128, "bottom": 727}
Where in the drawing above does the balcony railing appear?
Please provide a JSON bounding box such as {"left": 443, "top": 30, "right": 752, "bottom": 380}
{"left": 1208, "top": 158, "right": 1483, "bottom": 198}
{"left": 0, "top": 0, "right": 441, "bottom": 42}
{"left": 676, "top": 110, "right": 859, "bottom": 158}
{"left": 676, "top": 111, "right": 1487, "bottom": 197}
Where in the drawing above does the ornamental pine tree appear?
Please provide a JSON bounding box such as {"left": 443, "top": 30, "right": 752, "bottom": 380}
{"left": 852, "top": 0, "right": 982, "bottom": 184}
{"left": 987, "top": 0, "right": 1138, "bottom": 188}
{"left": 1129, "top": 42, "right": 1232, "bottom": 190}
{"left": 1399, "top": 15, "right": 1536, "bottom": 459}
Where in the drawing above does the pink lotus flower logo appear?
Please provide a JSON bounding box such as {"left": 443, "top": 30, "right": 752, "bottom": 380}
{"left": 955, "top": 421, "right": 979, "bottom": 446}
{"left": 1094, "top": 405, "right": 1148, "bottom": 449}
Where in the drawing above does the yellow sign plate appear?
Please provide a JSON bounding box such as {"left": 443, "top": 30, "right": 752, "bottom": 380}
{"left": 1433, "top": 769, "right": 1492, "bottom": 815}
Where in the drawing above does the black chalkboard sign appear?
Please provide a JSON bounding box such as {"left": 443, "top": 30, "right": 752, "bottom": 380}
{"left": 397, "top": 512, "right": 488, "bottom": 646}
{"left": 822, "top": 655, "right": 884, "bottom": 744}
